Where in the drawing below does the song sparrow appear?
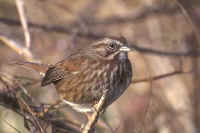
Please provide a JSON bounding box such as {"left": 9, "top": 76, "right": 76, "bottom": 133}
{"left": 20, "top": 37, "right": 133, "bottom": 113}
{"left": 39, "top": 37, "right": 133, "bottom": 113}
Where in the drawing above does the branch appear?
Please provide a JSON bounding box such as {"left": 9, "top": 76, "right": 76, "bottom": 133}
{"left": 3, "top": 119, "right": 21, "bottom": 133}
{"left": 0, "top": 0, "right": 41, "bottom": 63}
{"left": 0, "top": 35, "right": 39, "bottom": 63}
{"left": 132, "top": 70, "right": 191, "bottom": 84}
{"left": 82, "top": 91, "right": 107, "bottom": 133}
{"left": 0, "top": 4, "right": 179, "bottom": 39}
{"left": 174, "top": 0, "right": 200, "bottom": 46}
{"left": 129, "top": 43, "right": 200, "bottom": 57}
{"left": 17, "top": 94, "right": 45, "bottom": 133}
{"left": 15, "top": 0, "right": 31, "bottom": 49}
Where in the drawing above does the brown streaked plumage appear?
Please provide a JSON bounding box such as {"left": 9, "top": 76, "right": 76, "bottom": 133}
{"left": 41, "top": 37, "right": 133, "bottom": 112}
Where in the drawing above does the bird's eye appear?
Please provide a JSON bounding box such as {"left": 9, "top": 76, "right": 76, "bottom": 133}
{"left": 108, "top": 43, "right": 117, "bottom": 51}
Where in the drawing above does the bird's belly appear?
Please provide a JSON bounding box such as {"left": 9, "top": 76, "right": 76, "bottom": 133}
{"left": 104, "top": 61, "right": 132, "bottom": 106}
{"left": 56, "top": 60, "right": 132, "bottom": 109}
{"left": 56, "top": 71, "right": 104, "bottom": 105}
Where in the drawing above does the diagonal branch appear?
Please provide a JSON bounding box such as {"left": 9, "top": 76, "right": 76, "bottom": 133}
{"left": 0, "top": 35, "right": 39, "bottom": 63}
{"left": 82, "top": 90, "right": 107, "bottom": 133}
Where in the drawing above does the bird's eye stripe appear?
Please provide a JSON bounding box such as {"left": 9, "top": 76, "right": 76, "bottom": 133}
{"left": 107, "top": 43, "right": 118, "bottom": 52}
{"left": 109, "top": 43, "right": 115, "bottom": 49}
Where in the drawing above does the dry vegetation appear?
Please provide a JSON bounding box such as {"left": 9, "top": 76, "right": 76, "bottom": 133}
{"left": 0, "top": 0, "right": 200, "bottom": 133}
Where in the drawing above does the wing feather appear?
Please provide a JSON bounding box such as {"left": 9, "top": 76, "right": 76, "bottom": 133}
{"left": 41, "top": 56, "right": 86, "bottom": 86}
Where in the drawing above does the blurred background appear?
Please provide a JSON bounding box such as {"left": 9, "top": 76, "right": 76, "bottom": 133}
{"left": 0, "top": 0, "right": 200, "bottom": 133}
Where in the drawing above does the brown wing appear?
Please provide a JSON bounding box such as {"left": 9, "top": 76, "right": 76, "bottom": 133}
{"left": 41, "top": 56, "right": 86, "bottom": 86}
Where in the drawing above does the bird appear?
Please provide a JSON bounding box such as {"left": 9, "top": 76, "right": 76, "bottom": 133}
{"left": 40, "top": 36, "right": 133, "bottom": 113}
{"left": 17, "top": 37, "right": 133, "bottom": 113}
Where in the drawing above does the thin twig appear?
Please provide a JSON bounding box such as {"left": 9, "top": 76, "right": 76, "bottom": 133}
{"left": 0, "top": 35, "right": 39, "bottom": 63}
{"left": 0, "top": 4, "right": 179, "bottom": 39}
{"left": 2, "top": 0, "right": 41, "bottom": 63}
{"left": 17, "top": 93, "right": 46, "bottom": 133}
{"left": 82, "top": 91, "right": 107, "bottom": 133}
{"left": 132, "top": 70, "right": 191, "bottom": 84}
{"left": 3, "top": 119, "right": 22, "bottom": 133}
{"left": 15, "top": 0, "right": 31, "bottom": 49}
{"left": 174, "top": 0, "right": 200, "bottom": 45}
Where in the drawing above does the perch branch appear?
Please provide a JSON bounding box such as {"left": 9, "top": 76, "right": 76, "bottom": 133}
{"left": 82, "top": 90, "right": 107, "bottom": 133}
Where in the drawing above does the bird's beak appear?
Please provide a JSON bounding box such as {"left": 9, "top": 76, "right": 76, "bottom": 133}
{"left": 120, "top": 46, "right": 131, "bottom": 52}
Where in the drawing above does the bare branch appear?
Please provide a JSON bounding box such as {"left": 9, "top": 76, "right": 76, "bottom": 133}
{"left": 82, "top": 91, "right": 107, "bottom": 133}
{"left": 132, "top": 70, "right": 191, "bottom": 84}
{"left": 174, "top": 0, "right": 200, "bottom": 45}
{"left": 0, "top": 35, "right": 39, "bottom": 63}
{"left": 3, "top": 118, "right": 22, "bottom": 133}
{"left": 15, "top": 0, "right": 31, "bottom": 49}
{"left": 17, "top": 90, "right": 45, "bottom": 133}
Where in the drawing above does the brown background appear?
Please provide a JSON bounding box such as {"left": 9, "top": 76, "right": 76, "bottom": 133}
{"left": 0, "top": 0, "right": 200, "bottom": 133}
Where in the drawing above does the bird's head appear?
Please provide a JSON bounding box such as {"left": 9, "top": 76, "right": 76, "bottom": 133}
{"left": 89, "top": 36, "right": 132, "bottom": 60}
